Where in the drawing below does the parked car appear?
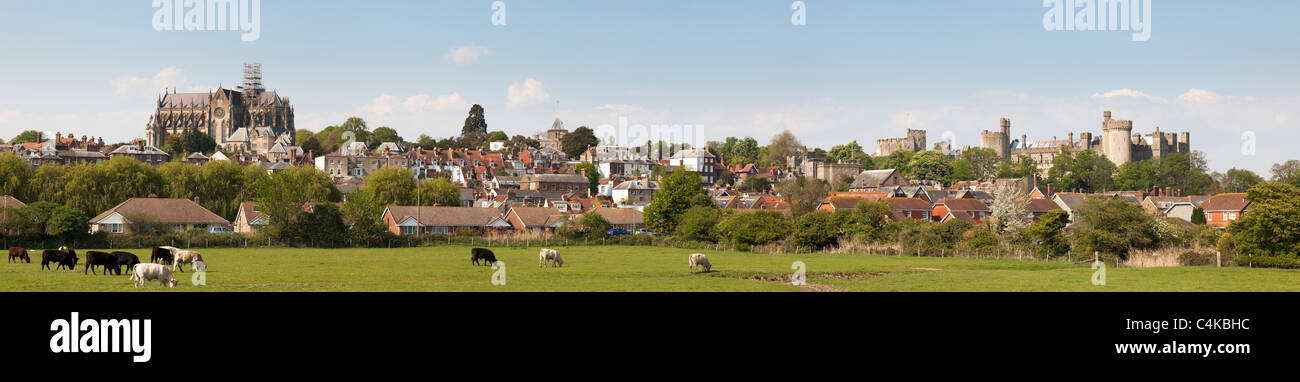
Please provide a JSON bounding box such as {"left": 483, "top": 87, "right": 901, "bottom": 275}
{"left": 208, "top": 226, "right": 234, "bottom": 234}
{"left": 607, "top": 228, "right": 632, "bottom": 236}
{"left": 634, "top": 228, "right": 657, "bottom": 236}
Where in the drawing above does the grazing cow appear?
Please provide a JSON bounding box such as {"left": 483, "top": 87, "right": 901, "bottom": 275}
{"left": 471, "top": 248, "right": 498, "bottom": 266}
{"left": 688, "top": 253, "right": 711, "bottom": 273}
{"left": 8, "top": 247, "right": 29, "bottom": 263}
{"left": 84, "top": 251, "right": 121, "bottom": 276}
{"left": 538, "top": 248, "right": 563, "bottom": 268}
{"left": 151, "top": 246, "right": 176, "bottom": 265}
{"left": 130, "top": 263, "right": 178, "bottom": 288}
{"left": 41, "top": 247, "right": 77, "bottom": 271}
{"left": 171, "top": 250, "right": 204, "bottom": 273}
{"left": 112, "top": 251, "right": 141, "bottom": 275}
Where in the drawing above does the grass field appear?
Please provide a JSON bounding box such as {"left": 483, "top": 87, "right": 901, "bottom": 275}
{"left": 3, "top": 246, "right": 1299, "bottom": 292}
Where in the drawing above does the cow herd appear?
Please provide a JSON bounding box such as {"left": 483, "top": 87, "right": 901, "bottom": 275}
{"left": 469, "top": 248, "right": 712, "bottom": 273}
{"left": 8, "top": 245, "right": 205, "bottom": 288}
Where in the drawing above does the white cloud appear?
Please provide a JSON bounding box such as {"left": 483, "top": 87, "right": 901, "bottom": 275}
{"left": 110, "top": 67, "right": 202, "bottom": 100}
{"left": 506, "top": 78, "right": 551, "bottom": 109}
{"left": 1091, "top": 88, "right": 1167, "bottom": 102}
{"left": 403, "top": 93, "right": 469, "bottom": 113}
{"left": 443, "top": 46, "right": 490, "bottom": 66}
{"left": 1178, "top": 89, "right": 1225, "bottom": 104}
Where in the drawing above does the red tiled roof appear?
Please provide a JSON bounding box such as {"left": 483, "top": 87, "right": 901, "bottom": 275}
{"left": 1200, "top": 193, "right": 1250, "bottom": 212}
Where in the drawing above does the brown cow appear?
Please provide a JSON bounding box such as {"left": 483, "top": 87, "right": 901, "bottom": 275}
{"left": 8, "top": 247, "right": 29, "bottom": 263}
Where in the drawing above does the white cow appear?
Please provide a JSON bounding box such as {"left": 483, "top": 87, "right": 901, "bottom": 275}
{"left": 538, "top": 248, "right": 564, "bottom": 268}
{"left": 688, "top": 253, "right": 711, "bottom": 272}
{"left": 131, "top": 263, "right": 178, "bottom": 288}
{"left": 172, "top": 250, "right": 205, "bottom": 273}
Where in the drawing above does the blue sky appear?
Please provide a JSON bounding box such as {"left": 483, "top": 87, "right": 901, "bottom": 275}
{"left": 1, "top": 0, "right": 1297, "bottom": 174}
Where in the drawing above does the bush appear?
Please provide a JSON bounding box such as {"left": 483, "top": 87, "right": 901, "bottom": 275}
{"left": 675, "top": 206, "right": 722, "bottom": 242}
{"left": 718, "top": 211, "right": 790, "bottom": 248}
{"left": 1178, "top": 250, "right": 1216, "bottom": 266}
{"left": 791, "top": 210, "right": 840, "bottom": 251}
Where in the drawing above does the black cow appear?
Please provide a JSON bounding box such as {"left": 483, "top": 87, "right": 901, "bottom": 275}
{"left": 471, "top": 248, "right": 498, "bottom": 266}
{"left": 84, "top": 251, "right": 121, "bottom": 275}
{"left": 151, "top": 247, "right": 174, "bottom": 265}
{"left": 112, "top": 251, "right": 141, "bottom": 275}
{"left": 41, "top": 247, "right": 77, "bottom": 271}
{"left": 8, "top": 247, "right": 29, "bottom": 263}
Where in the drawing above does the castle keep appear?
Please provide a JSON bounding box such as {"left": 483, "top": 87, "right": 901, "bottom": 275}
{"left": 979, "top": 111, "right": 1189, "bottom": 173}
{"left": 876, "top": 129, "right": 926, "bottom": 157}
{"left": 145, "top": 63, "right": 295, "bottom": 154}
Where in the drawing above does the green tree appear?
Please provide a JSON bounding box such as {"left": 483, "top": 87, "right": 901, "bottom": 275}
{"left": 1115, "top": 159, "right": 1158, "bottom": 191}
{"left": 46, "top": 205, "right": 88, "bottom": 240}
{"left": 791, "top": 210, "right": 840, "bottom": 250}
{"left": 996, "top": 155, "right": 1041, "bottom": 179}
{"left": 575, "top": 162, "right": 600, "bottom": 195}
{"left": 460, "top": 104, "right": 489, "bottom": 148}
{"left": 370, "top": 126, "right": 403, "bottom": 146}
{"left": 579, "top": 211, "right": 612, "bottom": 239}
{"left": 961, "top": 147, "right": 1001, "bottom": 179}
{"left": 644, "top": 169, "right": 709, "bottom": 234}
{"left": 774, "top": 176, "right": 827, "bottom": 218}
{"left": 342, "top": 190, "right": 391, "bottom": 245}
{"left": 299, "top": 203, "right": 348, "bottom": 247}
{"left": 835, "top": 200, "right": 895, "bottom": 243}
{"left": 1156, "top": 152, "right": 1214, "bottom": 195}
{"left": 1191, "top": 206, "right": 1206, "bottom": 225}
{"left": 947, "top": 159, "right": 977, "bottom": 185}
{"left": 415, "top": 134, "right": 437, "bottom": 150}
{"left": 1069, "top": 196, "right": 1159, "bottom": 260}
{"left": 875, "top": 151, "right": 914, "bottom": 172}
{"left": 1220, "top": 168, "right": 1263, "bottom": 193}
{"left": 0, "top": 151, "right": 33, "bottom": 198}
{"left": 1270, "top": 160, "right": 1300, "bottom": 187}
{"left": 417, "top": 177, "right": 462, "bottom": 206}
{"left": 10, "top": 130, "right": 43, "bottom": 144}
{"left": 1019, "top": 209, "right": 1070, "bottom": 257}
{"left": 252, "top": 166, "right": 341, "bottom": 242}
{"left": 718, "top": 210, "right": 791, "bottom": 249}
{"left": 1229, "top": 182, "right": 1300, "bottom": 267}
{"left": 487, "top": 131, "right": 509, "bottom": 142}
{"left": 908, "top": 150, "right": 953, "bottom": 183}
{"left": 561, "top": 126, "right": 599, "bottom": 159}
{"left": 675, "top": 206, "right": 722, "bottom": 242}
{"left": 362, "top": 167, "right": 416, "bottom": 207}
{"left": 1047, "top": 148, "right": 1116, "bottom": 193}
{"left": 828, "top": 141, "right": 869, "bottom": 162}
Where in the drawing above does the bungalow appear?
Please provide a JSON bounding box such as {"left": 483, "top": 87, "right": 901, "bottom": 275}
{"left": 1051, "top": 193, "right": 1089, "bottom": 223}
{"left": 933, "top": 198, "right": 991, "bottom": 224}
{"left": 504, "top": 206, "right": 565, "bottom": 233}
{"left": 1023, "top": 198, "right": 1063, "bottom": 222}
{"left": 89, "top": 198, "right": 230, "bottom": 234}
{"left": 580, "top": 208, "right": 645, "bottom": 231}
{"left": 381, "top": 206, "right": 512, "bottom": 236}
{"left": 1200, "top": 193, "right": 1251, "bottom": 228}
{"left": 0, "top": 195, "right": 25, "bottom": 210}
{"left": 882, "top": 197, "right": 933, "bottom": 221}
{"left": 1162, "top": 201, "right": 1197, "bottom": 224}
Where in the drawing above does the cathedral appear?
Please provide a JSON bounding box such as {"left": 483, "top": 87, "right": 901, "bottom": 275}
{"left": 145, "top": 63, "right": 295, "bottom": 154}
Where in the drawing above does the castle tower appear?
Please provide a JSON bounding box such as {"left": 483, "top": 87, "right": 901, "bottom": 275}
{"left": 1101, "top": 110, "right": 1133, "bottom": 166}
{"left": 980, "top": 118, "right": 1012, "bottom": 159}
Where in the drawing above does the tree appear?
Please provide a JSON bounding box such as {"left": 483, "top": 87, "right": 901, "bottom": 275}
{"left": 675, "top": 206, "right": 722, "bottom": 242}
{"left": 1019, "top": 209, "right": 1070, "bottom": 257}
{"left": 762, "top": 130, "right": 803, "bottom": 168}
{"left": 644, "top": 169, "right": 709, "bottom": 234}
{"left": 340, "top": 117, "right": 371, "bottom": 146}
{"left": 575, "top": 162, "right": 600, "bottom": 195}
{"left": 11, "top": 130, "right": 43, "bottom": 144}
{"left": 835, "top": 200, "right": 895, "bottom": 243}
{"left": 1190, "top": 206, "right": 1206, "bottom": 225}
{"left": 342, "top": 190, "right": 391, "bottom": 245}
{"left": 792, "top": 210, "right": 840, "bottom": 250}
{"left": 295, "top": 129, "right": 315, "bottom": 146}
{"left": 774, "top": 176, "right": 828, "bottom": 218}
{"left": 579, "top": 212, "right": 612, "bottom": 239}
{"left": 1270, "top": 160, "right": 1300, "bottom": 187}
{"left": 415, "top": 134, "right": 437, "bottom": 150}
{"left": 996, "top": 155, "right": 1040, "bottom": 179}
{"left": 46, "top": 205, "right": 88, "bottom": 240}
{"left": 718, "top": 210, "right": 791, "bottom": 249}
{"left": 460, "top": 104, "right": 489, "bottom": 148}
{"left": 714, "top": 171, "right": 735, "bottom": 187}
{"left": 961, "top": 147, "right": 1001, "bottom": 179}
{"left": 370, "top": 126, "right": 402, "bottom": 146}
{"left": 62, "top": 156, "right": 164, "bottom": 216}
{"left": 487, "top": 131, "right": 509, "bottom": 142}
{"left": 1156, "top": 152, "right": 1214, "bottom": 195}
{"left": 0, "top": 151, "right": 33, "bottom": 198}
{"left": 1115, "top": 159, "right": 1158, "bottom": 191}
{"left": 829, "top": 141, "right": 870, "bottom": 163}
{"left": 561, "top": 126, "right": 598, "bottom": 159}
{"left": 299, "top": 203, "right": 348, "bottom": 247}
{"left": 875, "top": 151, "right": 914, "bottom": 172}
{"left": 1069, "top": 196, "right": 1159, "bottom": 260}
{"left": 1047, "top": 149, "right": 1116, "bottom": 193}
{"left": 299, "top": 136, "right": 323, "bottom": 156}
{"left": 1229, "top": 182, "right": 1300, "bottom": 268}
{"left": 504, "top": 135, "right": 540, "bottom": 153}
{"left": 908, "top": 150, "right": 953, "bottom": 183}
{"left": 252, "top": 165, "right": 341, "bottom": 242}
{"left": 417, "top": 177, "right": 461, "bottom": 207}
{"left": 947, "top": 159, "right": 977, "bottom": 185}
{"left": 362, "top": 167, "right": 417, "bottom": 207}
{"left": 175, "top": 127, "right": 217, "bottom": 155}
{"left": 738, "top": 175, "right": 771, "bottom": 192}
{"left": 1220, "top": 168, "right": 1263, "bottom": 193}
{"left": 991, "top": 181, "right": 1028, "bottom": 234}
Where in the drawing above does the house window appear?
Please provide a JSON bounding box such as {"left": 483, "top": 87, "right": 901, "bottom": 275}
{"left": 1228, "top": 212, "right": 1237, "bottom": 220}
{"left": 107, "top": 224, "right": 123, "bottom": 233}
{"left": 401, "top": 226, "right": 417, "bottom": 236}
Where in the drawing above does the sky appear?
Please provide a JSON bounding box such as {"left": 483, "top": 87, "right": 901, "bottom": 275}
{"left": 0, "top": 0, "right": 1297, "bottom": 174}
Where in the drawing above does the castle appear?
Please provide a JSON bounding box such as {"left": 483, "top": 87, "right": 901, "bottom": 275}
{"left": 145, "top": 63, "right": 295, "bottom": 155}
{"left": 876, "top": 129, "right": 927, "bottom": 157}
{"left": 978, "top": 111, "right": 1190, "bottom": 173}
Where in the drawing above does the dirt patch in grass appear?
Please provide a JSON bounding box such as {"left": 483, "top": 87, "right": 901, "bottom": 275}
{"left": 728, "top": 272, "right": 884, "bottom": 292}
